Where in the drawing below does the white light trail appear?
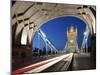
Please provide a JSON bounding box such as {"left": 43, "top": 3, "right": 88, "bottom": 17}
{"left": 25, "top": 53, "right": 73, "bottom": 73}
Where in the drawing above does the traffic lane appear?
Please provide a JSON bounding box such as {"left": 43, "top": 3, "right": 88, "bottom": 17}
{"left": 25, "top": 53, "right": 73, "bottom": 73}
{"left": 12, "top": 53, "right": 73, "bottom": 74}
{"left": 42, "top": 53, "right": 73, "bottom": 72}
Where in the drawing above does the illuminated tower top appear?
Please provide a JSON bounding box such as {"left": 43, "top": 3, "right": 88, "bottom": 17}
{"left": 65, "top": 25, "right": 78, "bottom": 53}
{"left": 70, "top": 26, "right": 74, "bottom": 32}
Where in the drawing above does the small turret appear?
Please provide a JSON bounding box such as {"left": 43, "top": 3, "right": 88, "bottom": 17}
{"left": 76, "top": 26, "right": 78, "bottom": 33}
{"left": 67, "top": 27, "right": 69, "bottom": 35}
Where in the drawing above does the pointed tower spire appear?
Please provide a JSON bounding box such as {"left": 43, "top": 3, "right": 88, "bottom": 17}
{"left": 70, "top": 25, "right": 74, "bottom": 32}
{"left": 76, "top": 25, "right": 78, "bottom": 33}
{"left": 67, "top": 26, "right": 69, "bottom": 35}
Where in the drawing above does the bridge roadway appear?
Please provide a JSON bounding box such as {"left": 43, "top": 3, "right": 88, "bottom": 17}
{"left": 42, "top": 53, "right": 95, "bottom": 72}
{"left": 71, "top": 53, "right": 95, "bottom": 70}
{"left": 12, "top": 53, "right": 95, "bottom": 75}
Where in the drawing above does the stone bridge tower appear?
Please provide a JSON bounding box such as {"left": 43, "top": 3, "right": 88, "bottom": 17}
{"left": 65, "top": 25, "right": 79, "bottom": 53}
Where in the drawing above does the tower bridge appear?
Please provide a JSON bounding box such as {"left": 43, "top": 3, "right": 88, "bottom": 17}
{"left": 11, "top": 1, "right": 96, "bottom": 74}
{"left": 65, "top": 25, "right": 79, "bottom": 53}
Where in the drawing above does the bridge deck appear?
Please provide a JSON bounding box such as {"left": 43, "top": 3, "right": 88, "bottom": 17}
{"left": 12, "top": 53, "right": 96, "bottom": 74}
{"left": 71, "top": 53, "right": 96, "bottom": 70}
{"left": 42, "top": 53, "right": 96, "bottom": 72}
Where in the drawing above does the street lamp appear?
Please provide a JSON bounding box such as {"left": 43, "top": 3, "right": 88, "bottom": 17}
{"left": 84, "top": 31, "right": 87, "bottom": 36}
{"left": 84, "top": 31, "right": 88, "bottom": 53}
{"left": 45, "top": 39, "right": 48, "bottom": 56}
{"left": 37, "top": 32, "right": 40, "bottom": 56}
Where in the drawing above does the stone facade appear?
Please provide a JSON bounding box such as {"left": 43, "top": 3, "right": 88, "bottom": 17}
{"left": 66, "top": 26, "right": 78, "bottom": 53}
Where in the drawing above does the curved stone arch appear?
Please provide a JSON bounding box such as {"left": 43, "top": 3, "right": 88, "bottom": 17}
{"left": 30, "top": 15, "right": 90, "bottom": 47}
{"left": 12, "top": 1, "right": 96, "bottom": 47}
{"left": 78, "top": 7, "right": 96, "bottom": 34}
{"left": 14, "top": 13, "right": 95, "bottom": 47}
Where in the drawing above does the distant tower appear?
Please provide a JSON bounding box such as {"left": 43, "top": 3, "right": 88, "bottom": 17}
{"left": 65, "top": 25, "right": 78, "bottom": 53}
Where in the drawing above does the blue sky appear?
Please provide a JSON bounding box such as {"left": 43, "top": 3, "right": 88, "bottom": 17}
{"left": 32, "top": 16, "right": 91, "bottom": 51}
